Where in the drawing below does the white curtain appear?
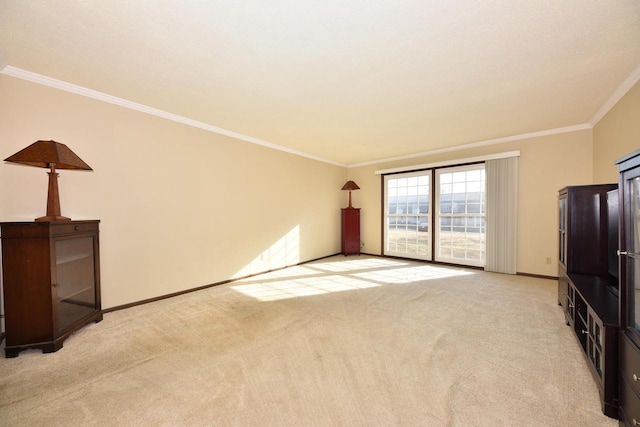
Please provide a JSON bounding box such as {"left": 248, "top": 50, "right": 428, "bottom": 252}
{"left": 485, "top": 157, "right": 518, "bottom": 274}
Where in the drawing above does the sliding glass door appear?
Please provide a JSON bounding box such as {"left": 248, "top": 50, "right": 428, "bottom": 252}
{"left": 384, "top": 172, "right": 432, "bottom": 260}
{"left": 383, "top": 164, "right": 486, "bottom": 267}
{"left": 435, "top": 165, "right": 486, "bottom": 267}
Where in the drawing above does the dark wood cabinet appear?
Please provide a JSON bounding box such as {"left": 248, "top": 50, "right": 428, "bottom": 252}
{"left": 558, "top": 184, "right": 619, "bottom": 418}
{"left": 564, "top": 273, "right": 619, "bottom": 417}
{"left": 341, "top": 208, "right": 360, "bottom": 255}
{"left": 1, "top": 220, "right": 102, "bottom": 357}
{"left": 615, "top": 150, "right": 640, "bottom": 426}
{"left": 619, "top": 333, "right": 640, "bottom": 426}
{"left": 558, "top": 185, "right": 618, "bottom": 276}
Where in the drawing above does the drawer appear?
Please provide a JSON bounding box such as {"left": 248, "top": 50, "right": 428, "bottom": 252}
{"left": 1, "top": 221, "right": 99, "bottom": 239}
{"left": 621, "top": 333, "right": 640, "bottom": 397}
{"left": 49, "top": 221, "right": 99, "bottom": 236}
{"left": 620, "top": 374, "right": 640, "bottom": 427}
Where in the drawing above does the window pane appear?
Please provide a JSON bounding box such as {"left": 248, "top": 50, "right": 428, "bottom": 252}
{"left": 452, "top": 202, "right": 466, "bottom": 213}
{"left": 452, "top": 172, "right": 466, "bottom": 182}
{"left": 467, "top": 170, "right": 482, "bottom": 180}
{"left": 467, "top": 191, "right": 481, "bottom": 202}
{"left": 452, "top": 182, "right": 466, "bottom": 193}
{"left": 467, "top": 203, "right": 481, "bottom": 213}
{"left": 436, "top": 164, "right": 486, "bottom": 267}
{"left": 384, "top": 172, "right": 431, "bottom": 260}
{"left": 467, "top": 181, "right": 482, "bottom": 193}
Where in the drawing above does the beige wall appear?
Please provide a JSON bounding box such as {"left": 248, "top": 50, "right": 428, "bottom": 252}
{"left": 593, "top": 80, "right": 640, "bottom": 183}
{"left": 0, "top": 75, "right": 346, "bottom": 308}
{"left": 1, "top": 69, "right": 637, "bottom": 309}
{"left": 348, "top": 130, "right": 594, "bottom": 277}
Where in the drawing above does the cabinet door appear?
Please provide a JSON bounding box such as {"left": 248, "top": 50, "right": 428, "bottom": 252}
{"left": 559, "top": 195, "right": 567, "bottom": 267}
{"left": 567, "top": 281, "right": 576, "bottom": 326}
{"left": 621, "top": 169, "right": 640, "bottom": 343}
{"left": 342, "top": 209, "right": 360, "bottom": 254}
{"left": 587, "top": 308, "right": 604, "bottom": 378}
{"left": 54, "top": 236, "right": 98, "bottom": 332}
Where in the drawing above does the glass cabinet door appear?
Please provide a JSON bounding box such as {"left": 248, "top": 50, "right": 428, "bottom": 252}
{"left": 625, "top": 175, "right": 640, "bottom": 333}
{"left": 54, "top": 236, "right": 97, "bottom": 331}
{"left": 559, "top": 196, "right": 567, "bottom": 266}
{"left": 622, "top": 176, "right": 640, "bottom": 334}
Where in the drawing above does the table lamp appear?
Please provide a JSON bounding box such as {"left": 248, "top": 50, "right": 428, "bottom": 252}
{"left": 4, "top": 140, "right": 93, "bottom": 222}
{"left": 341, "top": 180, "right": 360, "bottom": 208}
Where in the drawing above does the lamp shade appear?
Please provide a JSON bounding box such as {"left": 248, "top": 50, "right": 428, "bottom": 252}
{"left": 341, "top": 180, "right": 360, "bottom": 191}
{"left": 4, "top": 140, "right": 92, "bottom": 170}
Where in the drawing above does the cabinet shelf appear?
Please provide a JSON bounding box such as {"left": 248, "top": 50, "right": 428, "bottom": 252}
{"left": 59, "top": 284, "right": 95, "bottom": 302}
{"left": 56, "top": 253, "right": 92, "bottom": 265}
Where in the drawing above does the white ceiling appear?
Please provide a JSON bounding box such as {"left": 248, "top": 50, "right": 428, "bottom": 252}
{"left": 1, "top": 1, "right": 639, "bottom": 166}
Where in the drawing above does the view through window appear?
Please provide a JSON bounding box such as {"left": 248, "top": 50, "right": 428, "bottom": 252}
{"left": 384, "top": 172, "right": 431, "bottom": 260}
{"left": 435, "top": 165, "right": 486, "bottom": 266}
{"left": 383, "top": 164, "right": 486, "bottom": 267}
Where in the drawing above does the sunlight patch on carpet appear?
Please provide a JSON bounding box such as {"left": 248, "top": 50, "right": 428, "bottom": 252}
{"left": 231, "top": 275, "right": 380, "bottom": 301}
{"left": 352, "top": 265, "right": 475, "bottom": 284}
{"left": 309, "top": 257, "right": 409, "bottom": 272}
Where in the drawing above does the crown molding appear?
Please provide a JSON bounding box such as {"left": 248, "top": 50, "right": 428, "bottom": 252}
{"left": 3, "top": 62, "right": 638, "bottom": 170}
{"left": 349, "top": 63, "right": 640, "bottom": 169}
{"left": 0, "top": 66, "right": 345, "bottom": 167}
{"left": 347, "top": 124, "right": 592, "bottom": 168}
{"left": 589, "top": 63, "right": 640, "bottom": 126}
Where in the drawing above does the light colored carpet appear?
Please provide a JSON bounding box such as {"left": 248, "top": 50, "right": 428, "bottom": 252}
{"left": 0, "top": 256, "right": 617, "bottom": 426}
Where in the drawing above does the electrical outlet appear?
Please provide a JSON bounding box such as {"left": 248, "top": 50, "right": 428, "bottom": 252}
{"left": 545, "top": 257, "right": 552, "bottom": 264}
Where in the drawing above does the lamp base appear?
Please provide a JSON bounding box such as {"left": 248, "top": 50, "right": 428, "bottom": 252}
{"left": 35, "top": 215, "right": 71, "bottom": 222}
